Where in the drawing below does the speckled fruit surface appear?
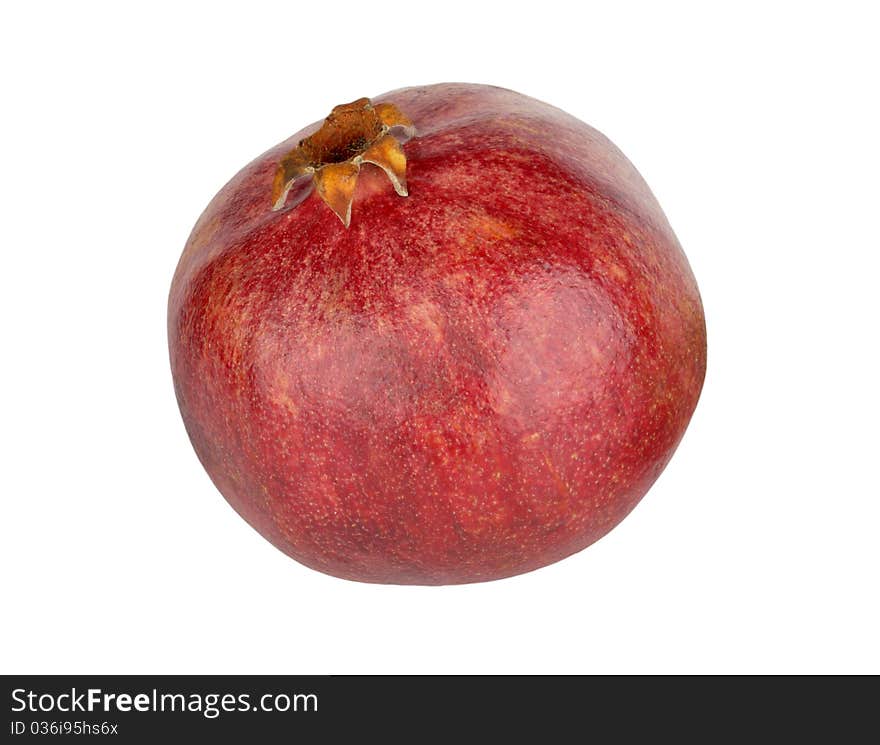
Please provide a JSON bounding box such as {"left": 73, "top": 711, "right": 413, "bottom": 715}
{"left": 168, "top": 83, "right": 706, "bottom": 584}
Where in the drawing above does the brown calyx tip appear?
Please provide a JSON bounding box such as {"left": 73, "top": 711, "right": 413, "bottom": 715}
{"left": 271, "top": 97, "right": 416, "bottom": 227}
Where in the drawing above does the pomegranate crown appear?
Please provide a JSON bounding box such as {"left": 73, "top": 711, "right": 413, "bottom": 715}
{"left": 271, "top": 97, "right": 416, "bottom": 227}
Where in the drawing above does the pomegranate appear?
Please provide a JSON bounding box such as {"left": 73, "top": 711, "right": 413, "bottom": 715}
{"left": 168, "top": 83, "right": 706, "bottom": 584}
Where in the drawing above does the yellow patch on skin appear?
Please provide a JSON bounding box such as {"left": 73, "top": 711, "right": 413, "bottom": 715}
{"left": 472, "top": 214, "right": 518, "bottom": 242}
{"left": 501, "top": 118, "right": 543, "bottom": 136}
{"left": 453, "top": 212, "right": 518, "bottom": 253}
{"left": 270, "top": 369, "right": 299, "bottom": 416}
{"left": 179, "top": 210, "right": 224, "bottom": 268}
{"left": 441, "top": 270, "right": 490, "bottom": 298}
{"left": 607, "top": 262, "right": 629, "bottom": 283}
{"left": 426, "top": 430, "right": 445, "bottom": 449}
{"left": 491, "top": 385, "right": 514, "bottom": 416}
{"left": 542, "top": 452, "right": 572, "bottom": 504}
{"left": 588, "top": 343, "right": 605, "bottom": 362}
{"left": 407, "top": 301, "right": 445, "bottom": 343}
{"left": 198, "top": 266, "right": 252, "bottom": 377}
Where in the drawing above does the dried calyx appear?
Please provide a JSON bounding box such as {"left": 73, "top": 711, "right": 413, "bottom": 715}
{"left": 272, "top": 98, "right": 416, "bottom": 227}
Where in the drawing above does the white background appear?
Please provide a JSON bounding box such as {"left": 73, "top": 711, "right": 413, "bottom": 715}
{"left": 2, "top": 2, "right": 878, "bottom": 674}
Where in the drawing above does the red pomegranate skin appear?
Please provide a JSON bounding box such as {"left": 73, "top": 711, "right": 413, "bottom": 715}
{"left": 168, "top": 83, "right": 706, "bottom": 584}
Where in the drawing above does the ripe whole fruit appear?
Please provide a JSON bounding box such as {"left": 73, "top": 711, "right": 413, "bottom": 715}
{"left": 168, "top": 83, "right": 706, "bottom": 584}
